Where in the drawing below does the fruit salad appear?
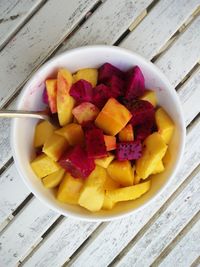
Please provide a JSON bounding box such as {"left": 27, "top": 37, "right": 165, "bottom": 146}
{"left": 31, "top": 63, "right": 175, "bottom": 212}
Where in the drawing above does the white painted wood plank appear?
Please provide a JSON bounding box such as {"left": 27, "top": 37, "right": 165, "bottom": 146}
{"left": 0, "top": 0, "right": 45, "bottom": 49}
{"left": 23, "top": 220, "right": 100, "bottom": 266}
{"left": 115, "top": 170, "right": 200, "bottom": 267}
{"left": 156, "top": 15, "right": 200, "bottom": 86}
{"left": 43, "top": 119, "right": 200, "bottom": 267}
{"left": 0, "top": 198, "right": 59, "bottom": 267}
{"left": 0, "top": 164, "right": 29, "bottom": 226}
{"left": 159, "top": 219, "right": 200, "bottom": 267}
{"left": 120, "top": 0, "right": 200, "bottom": 59}
{"left": 58, "top": 0, "right": 153, "bottom": 52}
{"left": 0, "top": 0, "right": 99, "bottom": 107}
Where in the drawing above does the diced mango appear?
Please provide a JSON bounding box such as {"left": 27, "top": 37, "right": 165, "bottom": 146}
{"left": 42, "top": 168, "right": 65, "bottom": 188}
{"left": 57, "top": 68, "right": 75, "bottom": 126}
{"left": 34, "top": 121, "right": 56, "bottom": 148}
{"left": 73, "top": 68, "right": 98, "bottom": 87}
{"left": 78, "top": 166, "right": 106, "bottom": 212}
{"left": 42, "top": 133, "right": 69, "bottom": 161}
{"left": 55, "top": 123, "right": 84, "bottom": 146}
{"left": 136, "top": 132, "right": 167, "bottom": 179}
{"left": 152, "top": 160, "right": 165, "bottom": 174}
{"left": 107, "top": 160, "right": 134, "bottom": 186}
{"left": 102, "top": 173, "right": 119, "bottom": 210}
{"left": 95, "top": 98, "right": 132, "bottom": 136}
{"left": 57, "top": 173, "right": 84, "bottom": 204}
{"left": 106, "top": 180, "right": 151, "bottom": 203}
{"left": 119, "top": 124, "right": 134, "bottom": 142}
{"left": 134, "top": 174, "right": 141, "bottom": 185}
{"left": 31, "top": 153, "right": 60, "bottom": 178}
{"left": 140, "top": 90, "right": 157, "bottom": 107}
{"left": 72, "top": 102, "right": 99, "bottom": 124}
{"left": 95, "top": 153, "right": 115, "bottom": 168}
{"left": 155, "top": 108, "right": 175, "bottom": 144}
{"left": 102, "top": 196, "right": 115, "bottom": 210}
{"left": 46, "top": 79, "right": 57, "bottom": 113}
{"left": 104, "top": 135, "right": 116, "bottom": 151}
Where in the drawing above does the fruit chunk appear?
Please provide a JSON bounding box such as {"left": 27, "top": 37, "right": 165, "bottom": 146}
{"left": 140, "top": 89, "right": 157, "bottom": 107}
{"left": 42, "top": 133, "right": 69, "bottom": 161}
{"left": 46, "top": 79, "right": 57, "bottom": 113}
{"left": 70, "top": 79, "right": 93, "bottom": 103}
{"left": 104, "top": 135, "right": 116, "bottom": 151}
{"left": 134, "top": 174, "right": 141, "bottom": 185}
{"left": 155, "top": 108, "right": 174, "bottom": 144}
{"left": 95, "top": 98, "right": 132, "bottom": 136}
{"left": 152, "top": 160, "right": 165, "bottom": 174}
{"left": 57, "top": 68, "right": 75, "bottom": 126}
{"left": 55, "top": 123, "right": 84, "bottom": 146}
{"left": 73, "top": 68, "right": 98, "bottom": 87}
{"left": 58, "top": 145, "right": 95, "bottom": 178}
{"left": 125, "top": 66, "right": 145, "bottom": 100}
{"left": 72, "top": 102, "right": 99, "bottom": 124}
{"left": 42, "top": 168, "right": 65, "bottom": 188}
{"left": 116, "top": 141, "right": 142, "bottom": 161}
{"left": 102, "top": 174, "right": 119, "bottom": 210}
{"left": 136, "top": 132, "right": 168, "bottom": 179}
{"left": 57, "top": 173, "right": 84, "bottom": 204}
{"left": 98, "top": 63, "right": 125, "bottom": 82}
{"left": 118, "top": 124, "right": 134, "bottom": 142}
{"left": 106, "top": 180, "right": 151, "bottom": 203}
{"left": 135, "top": 119, "right": 154, "bottom": 142}
{"left": 93, "top": 84, "right": 110, "bottom": 109}
{"left": 78, "top": 166, "right": 107, "bottom": 212}
{"left": 85, "top": 128, "right": 107, "bottom": 159}
{"left": 107, "top": 160, "right": 134, "bottom": 186}
{"left": 95, "top": 153, "right": 115, "bottom": 168}
{"left": 106, "top": 75, "right": 124, "bottom": 98}
{"left": 34, "top": 121, "right": 56, "bottom": 148}
{"left": 43, "top": 88, "right": 49, "bottom": 104}
{"left": 31, "top": 153, "right": 60, "bottom": 178}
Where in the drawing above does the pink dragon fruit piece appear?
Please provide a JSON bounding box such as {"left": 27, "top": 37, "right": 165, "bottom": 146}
{"left": 85, "top": 128, "right": 107, "bottom": 159}
{"left": 92, "top": 84, "right": 111, "bottom": 109}
{"left": 98, "top": 63, "right": 125, "bottom": 83}
{"left": 116, "top": 141, "right": 142, "bottom": 161}
{"left": 82, "top": 121, "right": 97, "bottom": 132}
{"left": 135, "top": 119, "right": 154, "bottom": 141}
{"left": 70, "top": 79, "right": 93, "bottom": 103}
{"left": 106, "top": 75, "right": 125, "bottom": 98}
{"left": 125, "top": 66, "right": 145, "bottom": 100}
{"left": 42, "top": 88, "right": 49, "bottom": 105}
{"left": 58, "top": 145, "right": 95, "bottom": 178}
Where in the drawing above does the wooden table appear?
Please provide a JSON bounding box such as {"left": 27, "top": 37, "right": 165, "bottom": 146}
{"left": 0, "top": 1, "right": 200, "bottom": 266}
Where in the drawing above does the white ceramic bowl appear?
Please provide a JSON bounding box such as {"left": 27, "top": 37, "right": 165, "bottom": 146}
{"left": 12, "top": 45, "right": 185, "bottom": 221}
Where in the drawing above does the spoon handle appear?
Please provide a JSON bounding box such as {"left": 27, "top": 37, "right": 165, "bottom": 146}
{"left": 0, "top": 110, "right": 49, "bottom": 120}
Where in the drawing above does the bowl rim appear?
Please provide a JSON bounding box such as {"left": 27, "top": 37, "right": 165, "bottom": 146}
{"left": 11, "top": 45, "right": 186, "bottom": 221}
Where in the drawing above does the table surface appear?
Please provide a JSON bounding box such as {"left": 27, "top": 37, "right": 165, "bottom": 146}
{"left": 0, "top": 0, "right": 200, "bottom": 266}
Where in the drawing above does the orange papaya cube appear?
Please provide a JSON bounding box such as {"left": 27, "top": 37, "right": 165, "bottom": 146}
{"left": 118, "top": 124, "right": 134, "bottom": 141}
{"left": 95, "top": 98, "right": 132, "bottom": 136}
{"left": 57, "top": 69, "right": 75, "bottom": 126}
{"left": 104, "top": 135, "right": 116, "bottom": 151}
{"left": 55, "top": 123, "right": 84, "bottom": 146}
{"left": 45, "top": 79, "right": 57, "bottom": 113}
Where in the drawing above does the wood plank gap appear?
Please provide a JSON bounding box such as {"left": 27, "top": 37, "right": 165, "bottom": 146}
{"left": 0, "top": 157, "right": 13, "bottom": 176}
{"left": 151, "top": 211, "right": 200, "bottom": 267}
{"left": 0, "top": 0, "right": 48, "bottom": 52}
{"left": 12, "top": 194, "right": 33, "bottom": 217}
{"left": 190, "top": 256, "right": 200, "bottom": 267}
{"left": 186, "top": 113, "right": 200, "bottom": 133}
{"left": 108, "top": 162, "right": 200, "bottom": 267}
{"left": 41, "top": 215, "right": 64, "bottom": 239}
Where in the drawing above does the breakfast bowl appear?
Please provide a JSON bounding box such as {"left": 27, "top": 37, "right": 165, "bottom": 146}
{"left": 11, "top": 45, "right": 185, "bottom": 221}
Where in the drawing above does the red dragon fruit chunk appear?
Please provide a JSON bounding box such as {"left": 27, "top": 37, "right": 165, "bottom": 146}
{"left": 125, "top": 66, "right": 145, "bottom": 100}
{"left": 85, "top": 128, "right": 107, "bottom": 159}
{"left": 42, "top": 88, "right": 49, "bottom": 105}
{"left": 135, "top": 119, "right": 154, "bottom": 141}
{"left": 58, "top": 145, "right": 95, "bottom": 178}
{"left": 116, "top": 141, "right": 142, "bottom": 161}
{"left": 92, "top": 84, "right": 111, "bottom": 109}
{"left": 70, "top": 79, "right": 93, "bottom": 103}
{"left": 106, "top": 75, "right": 125, "bottom": 98}
{"left": 98, "top": 62, "right": 125, "bottom": 82}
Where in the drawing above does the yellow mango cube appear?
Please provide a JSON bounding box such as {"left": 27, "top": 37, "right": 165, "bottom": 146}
{"left": 42, "top": 168, "right": 65, "bottom": 188}
{"left": 73, "top": 68, "right": 98, "bottom": 87}
{"left": 118, "top": 124, "right": 134, "bottom": 142}
{"left": 140, "top": 90, "right": 157, "bottom": 107}
{"left": 57, "top": 69, "right": 75, "bottom": 126}
{"left": 95, "top": 98, "right": 132, "bottom": 136}
{"left": 136, "top": 132, "right": 167, "bottom": 179}
{"left": 106, "top": 180, "right": 151, "bottom": 203}
{"left": 152, "top": 160, "right": 165, "bottom": 174}
{"left": 134, "top": 174, "right": 141, "bottom": 185}
{"left": 34, "top": 121, "right": 56, "bottom": 148}
{"left": 31, "top": 153, "right": 60, "bottom": 178}
{"left": 46, "top": 79, "right": 57, "bottom": 113}
{"left": 78, "top": 166, "right": 106, "bottom": 212}
{"left": 102, "top": 196, "right": 115, "bottom": 210}
{"left": 55, "top": 123, "right": 84, "bottom": 146}
{"left": 107, "top": 160, "right": 134, "bottom": 186}
{"left": 57, "top": 173, "right": 84, "bottom": 204}
{"left": 42, "top": 133, "right": 69, "bottom": 161}
{"left": 95, "top": 153, "right": 115, "bottom": 168}
{"left": 155, "top": 108, "right": 175, "bottom": 144}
